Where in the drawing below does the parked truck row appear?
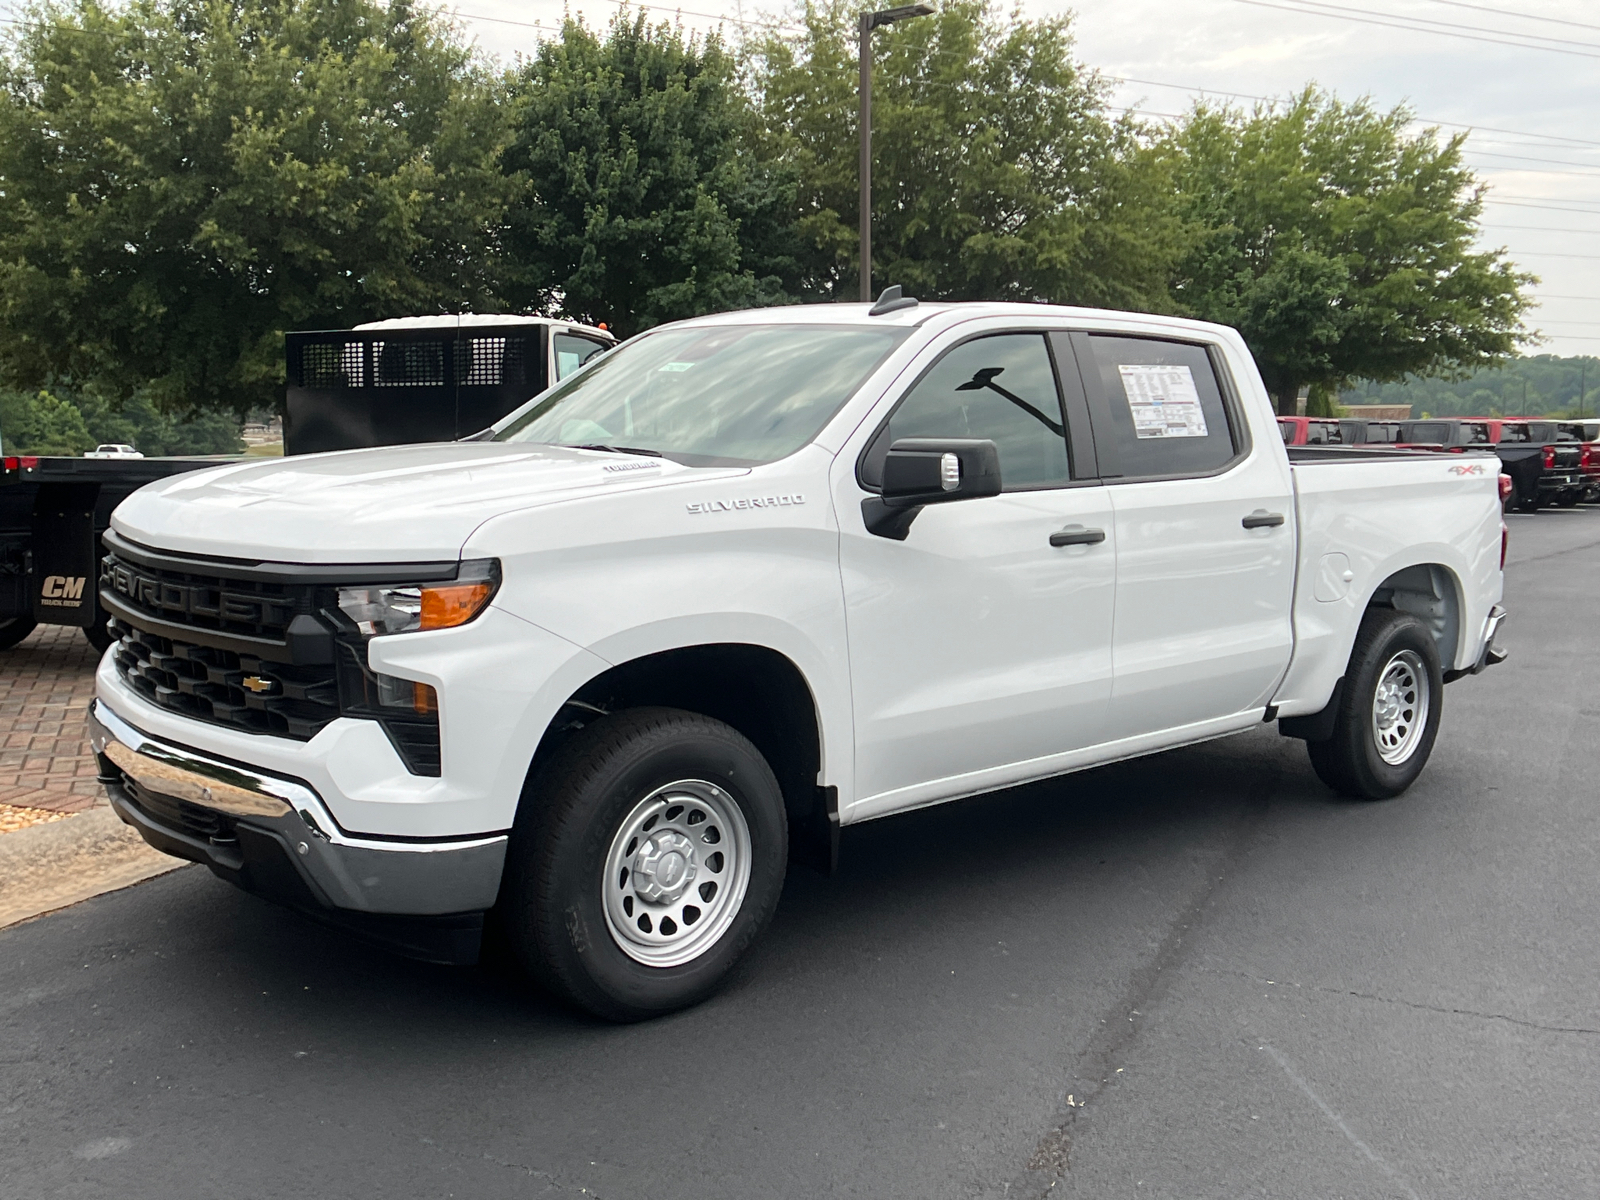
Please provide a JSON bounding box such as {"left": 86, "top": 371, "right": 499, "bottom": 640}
{"left": 1279, "top": 414, "right": 1594, "bottom": 512}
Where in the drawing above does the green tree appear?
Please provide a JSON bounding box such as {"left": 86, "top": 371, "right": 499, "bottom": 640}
{"left": 501, "top": 11, "right": 800, "bottom": 337}
{"left": 1167, "top": 89, "right": 1534, "bottom": 413}
{"left": 0, "top": 0, "right": 512, "bottom": 415}
{"left": 0, "top": 387, "right": 93, "bottom": 454}
{"left": 749, "top": 0, "right": 1187, "bottom": 306}
{"left": 1343, "top": 353, "right": 1600, "bottom": 418}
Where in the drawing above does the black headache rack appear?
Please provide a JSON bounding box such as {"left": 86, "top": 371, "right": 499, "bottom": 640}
{"left": 285, "top": 322, "right": 552, "bottom": 455}
{"left": 99, "top": 530, "right": 457, "bottom": 775}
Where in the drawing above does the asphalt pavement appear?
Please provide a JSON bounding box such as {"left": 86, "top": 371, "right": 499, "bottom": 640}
{"left": 3, "top": 507, "right": 1596, "bottom": 1199}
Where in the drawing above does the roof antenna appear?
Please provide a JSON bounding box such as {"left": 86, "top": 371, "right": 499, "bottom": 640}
{"left": 868, "top": 285, "right": 918, "bottom": 316}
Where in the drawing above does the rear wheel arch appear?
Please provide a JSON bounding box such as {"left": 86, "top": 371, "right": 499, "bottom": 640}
{"left": 1364, "top": 562, "right": 1463, "bottom": 673}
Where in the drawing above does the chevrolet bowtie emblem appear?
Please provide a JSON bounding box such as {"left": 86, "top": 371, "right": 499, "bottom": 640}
{"left": 240, "top": 675, "right": 277, "bottom": 694}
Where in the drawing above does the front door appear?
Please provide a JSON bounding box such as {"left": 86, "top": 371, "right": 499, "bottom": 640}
{"left": 1067, "top": 332, "right": 1296, "bottom": 739}
{"left": 838, "top": 331, "right": 1117, "bottom": 818}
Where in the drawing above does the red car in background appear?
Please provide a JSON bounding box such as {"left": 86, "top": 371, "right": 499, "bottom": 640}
{"left": 1559, "top": 419, "right": 1600, "bottom": 502}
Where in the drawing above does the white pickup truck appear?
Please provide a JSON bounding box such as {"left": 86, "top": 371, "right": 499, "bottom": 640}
{"left": 87, "top": 297, "right": 1507, "bottom": 1020}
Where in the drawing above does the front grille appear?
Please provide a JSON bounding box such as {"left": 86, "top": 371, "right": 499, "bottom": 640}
{"left": 101, "top": 544, "right": 444, "bottom": 775}
{"left": 111, "top": 619, "right": 340, "bottom": 739}
{"left": 102, "top": 553, "right": 301, "bottom": 641}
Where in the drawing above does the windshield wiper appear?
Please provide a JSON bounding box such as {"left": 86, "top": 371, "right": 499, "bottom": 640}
{"left": 570, "top": 443, "right": 664, "bottom": 458}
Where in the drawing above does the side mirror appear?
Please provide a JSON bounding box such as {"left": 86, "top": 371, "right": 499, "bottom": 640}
{"left": 862, "top": 438, "right": 1002, "bottom": 539}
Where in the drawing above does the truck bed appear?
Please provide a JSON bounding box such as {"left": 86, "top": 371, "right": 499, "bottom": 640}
{"left": 1273, "top": 446, "right": 1504, "bottom": 720}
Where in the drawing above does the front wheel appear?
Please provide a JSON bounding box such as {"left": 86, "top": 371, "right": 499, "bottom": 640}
{"left": 1307, "top": 608, "right": 1443, "bottom": 800}
{"left": 501, "top": 707, "right": 788, "bottom": 1021}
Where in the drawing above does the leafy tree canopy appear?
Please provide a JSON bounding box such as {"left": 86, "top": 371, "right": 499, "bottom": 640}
{"left": 0, "top": 0, "right": 512, "bottom": 414}
{"left": 501, "top": 11, "right": 801, "bottom": 337}
{"left": 0, "top": 384, "right": 243, "bottom": 454}
{"left": 749, "top": 0, "right": 1188, "bottom": 307}
{"left": 1164, "top": 88, "right": 1534, "bottom": 413}
{"left": 1344, "top": 353, "right": 1600, "bottom": 419}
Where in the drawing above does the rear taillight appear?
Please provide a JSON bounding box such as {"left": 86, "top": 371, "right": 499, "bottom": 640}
{"left": 1542, "top": 445, "right": 1556, "bottom": 468}
{"left": 1501, "top": 522, "right": 1508, "bottom": 570}
{"left": 1582, "top": 444, "right": 1594, "bottom": 468}
{"left": 1499, "top": 474, "right": 1514, "bottom": 503}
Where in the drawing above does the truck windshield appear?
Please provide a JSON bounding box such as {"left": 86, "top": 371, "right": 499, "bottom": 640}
{"left": 493, "top": 324, "right": 908, "bottom": 466}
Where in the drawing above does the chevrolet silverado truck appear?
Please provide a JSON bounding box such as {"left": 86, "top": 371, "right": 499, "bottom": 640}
{"left": 87, "top": 296, "right": 1508, "bottom": 1020}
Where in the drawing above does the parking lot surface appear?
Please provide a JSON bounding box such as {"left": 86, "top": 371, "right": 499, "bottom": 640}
{"left": 2, "top": 509, "right": 1596, "bottom": 1199}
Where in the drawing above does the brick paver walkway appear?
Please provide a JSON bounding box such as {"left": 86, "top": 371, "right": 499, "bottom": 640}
{"left": 0, "top": 624, "right": 104, "bottom": 815}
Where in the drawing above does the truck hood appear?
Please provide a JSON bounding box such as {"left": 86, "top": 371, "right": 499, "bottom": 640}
{"left": 111, "top": 442, "right": 740, "bottom": 563}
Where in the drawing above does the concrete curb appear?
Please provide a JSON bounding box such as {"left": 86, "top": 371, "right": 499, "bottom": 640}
{"left": 0, "top": 805, "right": 188, "bottom": 930}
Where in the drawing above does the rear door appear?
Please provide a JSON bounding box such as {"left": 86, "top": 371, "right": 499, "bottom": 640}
{"left": 1066, "top": 332, "right": 1297, "bottom": 739}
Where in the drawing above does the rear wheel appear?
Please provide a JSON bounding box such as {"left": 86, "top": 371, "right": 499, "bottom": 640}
{"left": 1557, "top": 491, "right": 1582, "bottom": 508}
{"left": 1515, "top": 482, "right": 1540, "bottom": 513}
{"left": 500, "top": 707, "right": 788, "bottom": 1021}
{"left": 0, "top": 616, "right": 36, "bottom": 650}
{"left": 1307, "top": 608, "right": 1442, "bottom": 800}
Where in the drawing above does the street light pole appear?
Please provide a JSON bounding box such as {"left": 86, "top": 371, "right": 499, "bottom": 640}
{"left": 858, "top": 4, "right": 935, "bottom": 302}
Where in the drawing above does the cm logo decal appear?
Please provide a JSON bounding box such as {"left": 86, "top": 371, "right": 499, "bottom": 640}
{"left": 40, "top": 575, "right": 87, "bottom": 607}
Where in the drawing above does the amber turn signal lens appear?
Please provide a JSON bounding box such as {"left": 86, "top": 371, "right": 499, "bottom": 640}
{"left": 419, "top": 583, "right": 493, "bottom": 631}
{"left": 413, "top": 682, "right": 439, "bottom": 715}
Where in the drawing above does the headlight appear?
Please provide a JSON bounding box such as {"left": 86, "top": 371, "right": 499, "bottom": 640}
{"left": 337, "top": 559, "right": 500, "bottom": 636}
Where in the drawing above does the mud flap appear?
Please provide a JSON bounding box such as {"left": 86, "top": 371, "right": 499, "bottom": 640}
{"left": 30, "top": 485, "right": 98, "bottom": 628}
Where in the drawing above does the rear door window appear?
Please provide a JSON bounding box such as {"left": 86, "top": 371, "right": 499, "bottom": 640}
{"left": 1080, "top": 336, "right": 1240, "bottom": 477}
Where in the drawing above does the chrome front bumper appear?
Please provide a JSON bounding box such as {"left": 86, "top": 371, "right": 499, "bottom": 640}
{"left": 89, "top": 700, "right": 507, "bottom": 931}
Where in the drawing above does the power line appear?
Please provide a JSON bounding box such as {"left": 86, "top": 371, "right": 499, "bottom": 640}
{"left": 1419, "top": 0, "right": 1600, "bottom": 34}
{"left": 1484, "top": 226, "right": 1600, "bottom": 236}
{"left": 1105, "top": 75, "right": 1600, "bottom": 150}
{"left": 1505, "top": 250, "right": 1600, "bottom": 260}
{"left": 1484, "top": 201, "right": 1600, "bottom": 217}
{"left": 1277, "top": 0, "right": 1600, "bottom": 49}
{"left": 1470, "top": 150, "right": 1600, "bottom": 172}
{"left": 1230, "top": 0, "right": 1600, "bottom": 59}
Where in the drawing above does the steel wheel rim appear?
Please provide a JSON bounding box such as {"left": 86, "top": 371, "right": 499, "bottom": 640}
{"left": 1371, "top": 649, "right": 1429, "bottom": 765}
{"left": 601, "top": 779, "right": 753, "bottom": 968}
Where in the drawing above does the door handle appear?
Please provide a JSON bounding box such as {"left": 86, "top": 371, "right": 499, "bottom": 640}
{"left": 1241, "top": 510, "right": 1285, "bottom": 529}
{"left": 1049, "top": 525, "right": 1106, "bottom": 547}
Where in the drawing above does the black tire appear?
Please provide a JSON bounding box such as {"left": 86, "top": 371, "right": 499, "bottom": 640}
{"left": 1557, "top": 491, "right": 1581, "bottom": 508}
{"left": 1306, "top": 608, "right": 1443, "bottom": 800}
{"left": 0, "top": 616, "right": 37, "bottom": 650}
{"left": 500, "top": 707, "right": 788, "bottom": 1022}
{"left": 83, "top": 621, "right": 115, "bottom": 653}
{"left": 1515, "top": 483, "right": 1540, "bottom": 513}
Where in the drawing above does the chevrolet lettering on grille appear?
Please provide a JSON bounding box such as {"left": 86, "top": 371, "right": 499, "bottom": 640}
{"left": 109, "top": 562, "right": 293, "bottom": 628}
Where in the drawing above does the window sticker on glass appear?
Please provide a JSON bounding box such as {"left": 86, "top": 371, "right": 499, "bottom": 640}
{"left": 1117, "top": 364, "right": 1209, "bottom": 439}
{"left": 659, "top": 362, "right": 695, "bottom": 373}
